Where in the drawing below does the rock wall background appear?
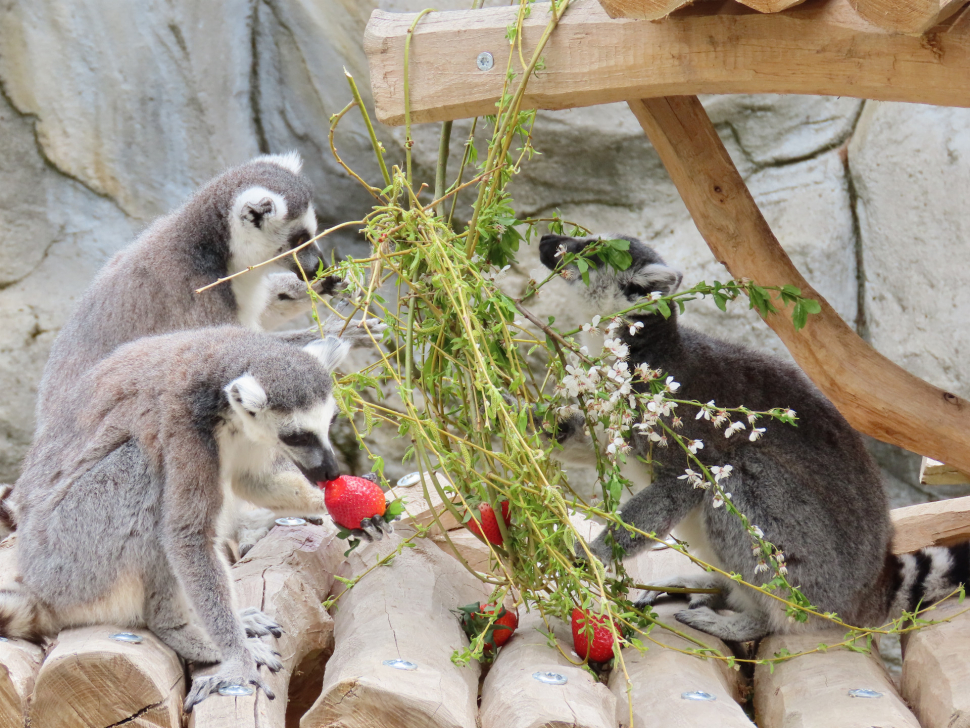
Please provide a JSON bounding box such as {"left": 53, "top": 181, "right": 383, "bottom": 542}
{"left": 0, "top": 0, "right": 968, "bottom": 509}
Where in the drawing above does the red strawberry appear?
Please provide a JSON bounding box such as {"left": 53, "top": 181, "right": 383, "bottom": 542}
{"left": 466, "top": 501, "right": 511, "bottom": 545}
{"left": 320, "top": 475, "right": 386, "bottom": 530}
{"left": 571, "top": 607, "right": 616, "bottom": 663}
{"left": 456, "top": 602, "right": 518, "bottom": 652}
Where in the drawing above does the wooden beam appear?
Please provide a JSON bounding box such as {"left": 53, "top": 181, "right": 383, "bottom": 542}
{"left": 919, "top": 457, "right": 970, "bottom": 486}
{"left": 364, "top": 0, "right": 970, "bottom": 126}
{"left": 627, "top": 95, "right": 970, "bottom": 475}
{"left": 890, "top": 496, "right": 970, "bottom": 554}
{"left": 848, "top": 0, "right": 967, "bottom": 34}
{"left": 188, "top": 522, "right": 343, "bottom": 728}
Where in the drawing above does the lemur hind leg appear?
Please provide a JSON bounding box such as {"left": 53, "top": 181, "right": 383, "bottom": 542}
{"left": 674, "top": 606, "right": 771, "bottom": 642}
{"left": 144, "top": 564, "right": 222, "bottom": 665}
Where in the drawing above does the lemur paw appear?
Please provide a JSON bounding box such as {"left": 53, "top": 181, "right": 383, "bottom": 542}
{"left": 633, "top": 575, "right": 724, "bottom": 611}
{"left": 245, "top": 637, "right": 283, "bottom": 672}
{"left": 348, "top": 515, "right": 396, "bottom": 544}
{"left": 239, "top": 607, "right": 284, "bottom": 638}
{"left": 184, "top": 659, "right": 275, "bottom": 712}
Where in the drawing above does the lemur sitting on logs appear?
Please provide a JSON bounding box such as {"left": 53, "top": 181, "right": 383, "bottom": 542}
{"left": 539, "top": 233, "right": 969, "bottom": 642}
{"left": 4, "top": 327, "right": 351, "bottom": 710}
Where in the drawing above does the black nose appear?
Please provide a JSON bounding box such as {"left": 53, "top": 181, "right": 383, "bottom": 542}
{"left": 539, "top": 234, "right": 570, "bottom": 271}
{"left": 299, "top": 463, "right": 341, "bottom": 485}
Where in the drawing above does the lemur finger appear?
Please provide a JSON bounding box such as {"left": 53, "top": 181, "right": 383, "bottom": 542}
{"left": 239, "top": 607, "right": 284, "bottom": 638}
{"left": 360, "top": 518, "right": 385, "bottom": 542}
{"left": 254, "top": 678, "right": 276, "bottom": 700}
{"left": 305, "top": 515, "right": 325, "bottom": 526}
{"left": 246, "top": 638, "right": 284, "bottom": 672}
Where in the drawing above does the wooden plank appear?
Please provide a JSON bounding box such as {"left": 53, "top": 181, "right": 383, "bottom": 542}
{"left": 611, "top": 547, "right": 753, "bottom": 728}
{"left": 901, "top": 600, "right": 970, "bottom": 728}
{"left": 627, "top": 94, "right": 970, "bottom": 475}
{"left": 849, "top": 0, "right": 967, "bottom": 34}
{"left": 387, "top": 471, "right": 462, "bottom": 535}
{"left": 890, "top": 496, "right": 970, "bottom": 553}
{"left": 301, "top": 530, "right": 490, "bottom": 728}
{"left": 920, "top": 456, "right": 970, "bottom": 486}
{"left": 189, "top": 522, "right": 344, "bottom": 728}
{"left": 479, "top": 612, "right": 616, "bottom": 728}
{"left": 363, "top": 0, "right": 970, "bottom": 126}
{"left": 754, "top": 631, "right": 920, "bottom": 728}
{"left": 29, "top": 626, "right": 185, "bottom": 728}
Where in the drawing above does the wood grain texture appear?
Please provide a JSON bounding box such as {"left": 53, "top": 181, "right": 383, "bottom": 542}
{"left": 754, "top": 631, "right": 920, "bottom": 728}
{"left": 890, "top": 496, "right": 970, "bottom": 553}
{"left": 901, "top": 600, "right": 970, "bottom": 728}
{"left": 736, "top": 0, "right": 807, "bottom": 11}
{"left": 29, "top": 626, "right": 185, "bottom": 728}
{"left": 364, "top": 0, "right": 970, "bottom": 126}
{"left": 432, "top": 528, "right": 497, "bottom": 574}
{"left": 849, "top": 0, "right": 967, "bottom": 34}
{"left": 627, "top": 94, "right": 970, "bottom": 474}
{"left": 611, "top": 548, "right": 753, "bottom": 728}
{"left": 920, "top": 457, "right": 970, "bottom": 486}
{"left": 189, "top": 522, "right": 344, "bottom": 728}
{"left": 301, "top": 530, "right": 490, "bottom": 728}
{"left": 479, "top": 613, "right": 616, "bottom": 728}
{"left": 387, "top": 471, "right": 462, "bottom": 535}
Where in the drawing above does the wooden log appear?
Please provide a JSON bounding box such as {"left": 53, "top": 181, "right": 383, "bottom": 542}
{"left": 736, "top": 0, "right": 807, "bottom": 11}
{"left": 627, "top": 94, "right": 970, "bottom": 475}
{"left": 387, "top": 471, "right": 462, "bottom": 535}
{"left": 432, "top": 528, "right": 497, "bottom": 574}
{"left": 479, "top": 612, "right": 616, "bottom": 728}
{"left": 28, "top": 626, "right": 185, "bottom": 728}
{"left": 754, "top": 631, "right": 920, "bottom": 728}
{"left": 363, "top": 0, "right": 970, "bottom": 126}
{"left": 610, "top": 547, "right": 753, "bottom": 728}
{"left": 301, "top": 530, "right": 490, "bottom": 728}
{"left": 189, "top": 521, "right": 344, "bottom": 728}
{"left": 920, "top": 456, "right": 970, "bottom": 486}
{"left": 890, "top": 496, "right": 970, "bottom": 553}
{"left": 0, "top": 535, "right": 44, "bottom": 728}
{"left": 849, "top": 0, "right": 966, "bottom": 34}
{"left": 901, "top": 600, "right": 970, "bottom": 728}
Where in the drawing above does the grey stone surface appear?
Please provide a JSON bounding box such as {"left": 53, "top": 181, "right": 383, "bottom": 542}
{"left": 0, "top": 0, "right": 966, "bottom": 507}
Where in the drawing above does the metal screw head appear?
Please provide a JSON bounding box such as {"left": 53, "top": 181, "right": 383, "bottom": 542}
{"left": 848, "top": 688, "right": 883, "bottom": 698}
{"left": 383, "top": 659, "right": 418, "bottom": 671}
{"left": 110, "top": 632, "right": 143, "bottom": 644}
{"left": 682, "top": 691, "right": 716, "bottom": 701}
{"left": 477, "top": 52, "right": 494, "bottom": 71}
{"left": 532, "top": 671, "right": 567, "bottom": 685}
{"left": 0, "top": 636, "right": 9, "bottom": 642}
{"left": 218, "top": 685, "right": 255, "bottom": 697}
{"left": 275, "top": 517, "right": 307, "bottom": 526}
{"left": 396, "top": 472, "right": 422, "bottom": 487}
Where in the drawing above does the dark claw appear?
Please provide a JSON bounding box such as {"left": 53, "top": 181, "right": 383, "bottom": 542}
{"left": 306, "top": 516, "right": 324, "bottom": 526}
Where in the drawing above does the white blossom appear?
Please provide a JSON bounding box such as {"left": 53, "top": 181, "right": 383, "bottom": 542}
{"left": 647, "top": 292, "right": 663, "bottom": 302}
{"left": 749, "top": 427, "right": 766, "bottom": 442}
{"left": 687, "top": 439, "right": 704, "bottom": 454}
{"left": 710, "top": 464, "right": 733, "bottom": 482}
{"left": 711, "top": 411, "right": 729, "bottom": 428}
{"left": 755, "top": 560, "right": 769, "bottom": 574}
{"left": 554, "top": 244, "right": 567, "bottom": 258}
{"left": 678, "top": 468, "right": 705, "bottom": 488}
{"left": 724, "top": 420, "right": 746, "bottom": 438}
{"left": 784, "top": 408, "right": 796, "bottom": 419}
{"left": 629, "top": 321, "right": 645, "bottom": 336}
{"left": 750, "top": 525, "right": 764, "bottom": 538}
{"left": 664, "top": 376, "right": 681, "bottom": 393}
{"left": 603, "top": 338, "right": 629, "bottom": 360}
{"left": 696, "top": 401, "right": 715, "bottom": 420}
{"left": 712, "top": 493, "right": 725, "bottom": 508}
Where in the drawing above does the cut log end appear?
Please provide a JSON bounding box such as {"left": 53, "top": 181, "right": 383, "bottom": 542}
{"left": 849, "top": 0, "right": 967, "bottom": 34}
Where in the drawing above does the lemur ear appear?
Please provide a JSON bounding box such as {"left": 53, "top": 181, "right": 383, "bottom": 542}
{"left": 226, "top": 374, "right": 268, "bottom": 416}
{"left": 633, "top": 263, "right": 683, "bottom": 296}
{"left": 237, "top": 187, "right": 284, "bottom": 230}
{"left": 304, "top": 336, "right": 351, "bottom": 372}
{"left": 241, "top": 197, "right": 275, "bottom": 229}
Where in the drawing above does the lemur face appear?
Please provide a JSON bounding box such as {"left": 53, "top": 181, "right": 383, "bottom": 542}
{"left": 538, "top": 234, "right": 684, "bottom": 313}
{"left": 230, "top": 186, "right": 323, "bottom": 280}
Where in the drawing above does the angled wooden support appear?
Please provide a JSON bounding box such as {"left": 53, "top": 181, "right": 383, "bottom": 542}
{"left": 848, "top": 0, "right": 968, "bottom": 34}
{"left": 364, "top": 0, "right": 970, "bottom": 126}
{"left": 627, "top": 95, "right": 970, "bottom": 476}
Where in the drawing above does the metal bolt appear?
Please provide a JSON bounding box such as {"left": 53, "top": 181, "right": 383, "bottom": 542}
{"left": 275, "top": 517, "right": 307, "bottom": 526}
{"left": 383, "top": 659, "right": 418, "bottom": 670}
{"left": 532, "top": 671, "right": 567, "bottom": 685}
{"left": 218, "top": 685, "right": 255, "bottom": 697}
{"left": 848, "top": 688, "right": 883, "bottom": 698}
{"left": 477, "top": 52, "right": 494, "bottom": 71}
{"left": 396, "top": 472, "right": 422, "bottom": 487}
{"left": 110, "top": 632, "right": 143, "bottom": 644}
{"left": 681, "top": 691, "right": 716, "bottom": 701}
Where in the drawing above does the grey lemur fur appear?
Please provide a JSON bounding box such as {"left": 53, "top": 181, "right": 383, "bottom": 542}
{"left": 2, "top": 153, "right": 382, "bottom": 541}
{"left": 539, "top": 233, "right": 970, "bottom": 642}
{"left": 6, "top": 327, "right": 352, "bottom": 709}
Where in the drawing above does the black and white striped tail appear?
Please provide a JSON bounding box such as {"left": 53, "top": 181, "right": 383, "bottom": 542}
{"left": 890, "top": 543, "right": 970, "bottom": 617}
{"left": 0, "top": 484, "right": 16, "bottom": 537}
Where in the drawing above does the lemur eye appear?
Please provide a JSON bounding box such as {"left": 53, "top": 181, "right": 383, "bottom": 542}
{"left": 280, "top": 431, "right": 318, "bottom": 448}
{"left": 288, "top": 229, "right": 310, "bottom": 250}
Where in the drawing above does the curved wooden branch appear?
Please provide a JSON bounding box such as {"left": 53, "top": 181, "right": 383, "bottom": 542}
{"left": 627, "top": 94, "right": 970, "bottom": 474}
{"left": 364, "top": 0, "right": 970, "bottom": 127}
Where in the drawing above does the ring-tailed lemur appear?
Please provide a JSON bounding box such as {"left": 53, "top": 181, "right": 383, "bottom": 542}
{"left": 2, "top": 153, "right": 382, "bottom": 541}
{"left": 5, "top": 327, "right": 352, "bottom": 710}
{"left": 539, "top": 233, "right": 970, "bottom": 642}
